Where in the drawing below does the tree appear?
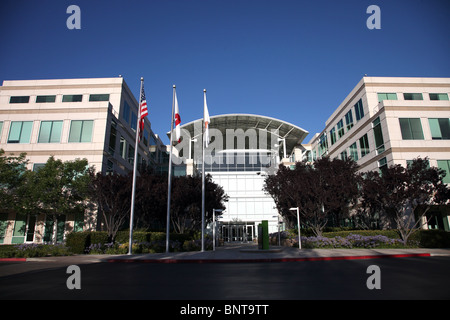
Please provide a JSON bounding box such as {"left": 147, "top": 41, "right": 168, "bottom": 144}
{"left": 264, "top": 157, "right": 360, "bottom": 236}
{"left": 358, "top": 157, "right": 450, "bottom": 243}
{"left": 9, "top": 156, "right": 93, "bottom": 243}
{"left": 90, "top": 172, "right": 133, "bottom": 242}
{"left": 92, "top": 168, "right": 229, "bottom": 239}
{"left": 169, "top": 174, "right": 228, "bottom": 234}
{"left": 134, "top": 168, "right": 168, "bottom": 230}
{"left": 354, "top": 170, "right": 383, "bottom": 229}
{"left": 0, "top": 149, "right": 29, "bottom": 211}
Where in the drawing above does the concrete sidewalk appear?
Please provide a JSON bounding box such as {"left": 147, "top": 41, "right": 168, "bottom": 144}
{"left": 1, "top": 243, "right": 450, "bottom": 277}
{"left": 106, "top": 242, "right": 450, "bottom": 263}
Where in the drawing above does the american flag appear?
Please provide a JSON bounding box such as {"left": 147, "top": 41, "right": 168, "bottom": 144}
{"left": 139, "top": 83, "right": 148, "bottom": 141}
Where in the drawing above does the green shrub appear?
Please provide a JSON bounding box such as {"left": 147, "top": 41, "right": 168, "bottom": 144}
{"left": 4, "top": 243, "right": 71, "bottom": 258}
{"left": 414, "top": 230, "right": 450, "bottom": 248}
{"left": 90, "top": 231, "right": 109, "bottom": 246}
{"left": 66, "top": 231, "right": 92, "bottom": 254}
{"left": 65, "top": 230, "right": 198, "bottom": 254}
{"left": 323, "top": 229, "right": 402, "bottom": 240}
{"left": 0, "top": 245, "right": 16, "bottom": 258}
{"left": 150, "top": 232, "right": 165, "bottom": 242}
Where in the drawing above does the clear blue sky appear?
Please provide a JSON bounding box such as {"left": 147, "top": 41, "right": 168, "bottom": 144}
{"left": 1, "top": 0, "right": 449, "bottom": 144}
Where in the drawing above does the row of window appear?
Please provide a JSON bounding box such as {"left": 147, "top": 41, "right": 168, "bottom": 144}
{"left": 0, "top": 120, "right": 94, "bottom": 144}
{"left": 337, "top": 117, "right": 450, "bottom": 162}
{"left": 8, "top": 94, "right": 110, "bottom": 104}
{"left": 377, "top": 92, "right": 449, "bottom": 102}
{"left": 339, "top": 130, "right": 373, "bottom": 162}
{"left": 400, "top": 118, "right": 450, "bottom": 140}
{"left": 316, "top": 116, "right": 450, "bottom": 161}
{"left": 376, "top": 158, "right": 450, "bottom": 184}
{"left": 321, "top": 99, "right": 366, "bottom": 156}
{"left": 324, "top": 92, "right": 449, "bottom": 155}
{"left": 0, "top": 212, "right": 83, "bottom": 244}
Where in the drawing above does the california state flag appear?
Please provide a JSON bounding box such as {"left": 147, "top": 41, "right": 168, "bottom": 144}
{"left": 203, "top": 90, "right": 210, "bottom": 147}
{"left": 174, "top": 91, "right": 181, "bottom": 143}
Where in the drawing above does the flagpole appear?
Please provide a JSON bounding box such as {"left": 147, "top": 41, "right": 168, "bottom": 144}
{"left": 166, "top": 85, "right": 176, "bottom": 253}
{"left": 201, "top": 89, "right": 206, "bottom": 252}
{"left": 128, "top": 76, "right": 144, "bottom": 255}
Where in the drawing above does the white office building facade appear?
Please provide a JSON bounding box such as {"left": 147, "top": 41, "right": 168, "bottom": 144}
{"left": 0, "top": 77, "right": 166, "bottom": 244}
{"left": 175, "top": 114, "right": 308, "bottom": 241}
{"left": 303, "top": 76, "right": 450, "bottom": 231}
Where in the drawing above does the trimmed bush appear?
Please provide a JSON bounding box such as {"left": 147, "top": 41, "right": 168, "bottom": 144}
{"left": 65, "top": 230, "right": 199, "bottom": 254}
{"left": 322, "top": 229, "right": 402, "bottom": 240}
{"left": 0, "top": 245, "right": 17, "bottom": 258}
{"left": 2, "top": 243, "right": 71, "bottom": 258}
{"left": 65, "top": 231, "right": 92, "bottom": 254}
{"left": 274, "top": 228, "right": 450, "bottom": 248}
{"left": 414, "top": 230, "right": 450, "bottom": 248}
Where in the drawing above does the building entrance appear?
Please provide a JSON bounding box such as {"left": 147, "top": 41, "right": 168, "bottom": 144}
{"left": 221, "top": 223, "right": 255, "bottom": 242}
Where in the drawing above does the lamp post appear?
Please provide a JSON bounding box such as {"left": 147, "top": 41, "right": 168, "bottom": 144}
{"left": 213, "top": 209, "right": 223, "bottom": 251}
{"left": 189, "top": 137, "right": 198, "bottom": 160}
{"left": 289, "top": 207, "right": 301, "bottom": 249}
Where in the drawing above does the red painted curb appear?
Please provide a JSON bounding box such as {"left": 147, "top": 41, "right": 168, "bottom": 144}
{"left": 0, "top": 258, "right": 27, "bottom": 262}
{"left": 107, "top": 253, "right": 431, "bottom": 264}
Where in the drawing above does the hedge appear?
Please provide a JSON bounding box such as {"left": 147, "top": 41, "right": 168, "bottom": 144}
{"left": 65, "top": 230, "right": 193, "bottom": 254}
{"left": 272, "top": 228, "right": 450, "bottom": 248}
{"left": 320, "top": 229, "right": 450, "bottom": 248}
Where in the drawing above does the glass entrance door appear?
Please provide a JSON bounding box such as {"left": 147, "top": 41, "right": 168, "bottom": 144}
{"left": 221, "top": 223, "right": 255, "bottom": 242}
{"left": 25, "top": 215, "right": 36, "bottom": 242}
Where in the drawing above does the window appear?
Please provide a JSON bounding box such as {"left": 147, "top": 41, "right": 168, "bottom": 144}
{"left": 10, "top": 96, "right": 30, "bottom": 104}
{"left": 8, "top": 121, "right": 33, "bottom": 143}
{"left": 108, "top": 121, "right": 117, "bottom": 154}
{"left": 123, "top": 101, "right": 130, "bottom": 124}
{"left": 106, "top": 160, "right": 114, "bottom": 174}
{"left": 340, "top": 150, "right": 348, "bottom": 161}
{"left": 131, "top": 112, "right": 137, "bottom": 131}
{"left": 329, "top": 128, "right": 336, "bottom": 145}
{"left": 89, "top": 94, "right": 109, "bottom": 102}
{"left": 63, "top": 95, "right": 83, "bottom": 102}
{"left": 36, "top": 95, "right": 56, "bottom": 103}
{"left": 372, "top": 117, "right": 385, "bottom": 154}
{"left": 429, "top": 118, "right": 450, "bottom": 140}
{"left": 345, "top": 110, "right": 354, "bottom": 131}
{"left": 318, "top": 133, "right": 328, "bottom": 156}
{"left": 403, "top": 93, "right": 423, "bottom": 100}
{"left": 43, "top": 214, "right": 65, "bottom": 243}
{"left": 143, "top": 129, "right": 149, "bottom": 146}
{"left": 429, "top": 93, "right": 449, "bottom": 101}
{"left": 399, "top": 118, "right": 424, "bottom": 140}
{"left": 437, "top": 160, "right": 450, "bottom": 184}
{"left": 377, "top": 93, "right": 397, "bottom": 102}
{"left": 0, "top": 122, "right": 3, "bottom": 139}
{"left": 38, "top": 121, "right": 63, "bottom": 143}
{"left": 354, "top": 99, "right": 364, "bottom": 121}
{"left": 378, "top": 157, "right": 388, "bottom": 173}
{"left": 337, "top": 119, "right": 344, "bottom": 138}
{"left": 33, "top": 163, "right": 46, "bottom": 171}
{"left": 68, "top": 120, "right": 94, "bottom": 143}
{"left": 349, "top": 142, "right": 358, "bottom": 161}
{"left": 12, "top": 214, "right": 26, "bottom": 244}
{"left": 407, "top": 159, "right": 429, "bottom": 168}
{"left": 120, "top": 136, "right": 126, "bottom": 159}
{"left": 359, "top": 134, "right": 370, "bottom": 157}
{"left": 128, "top": 145, "right": 135, "bottom": 164}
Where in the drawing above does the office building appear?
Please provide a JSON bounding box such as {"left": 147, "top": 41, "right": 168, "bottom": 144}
{"left": 302, "top": 76, "right": 450, "bottom": 230}
{"left": 0, "top": 77, "right": 167, "bottom": 244}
